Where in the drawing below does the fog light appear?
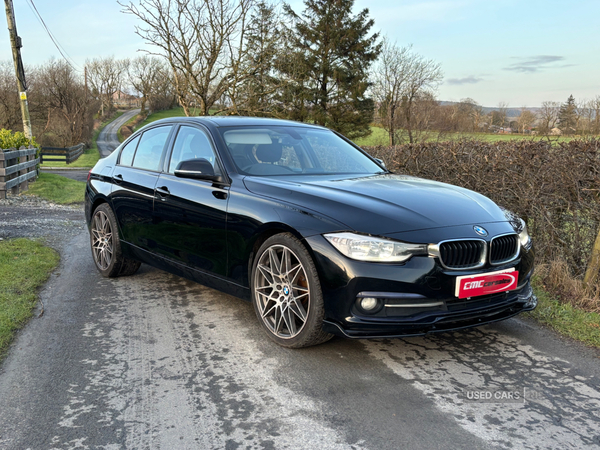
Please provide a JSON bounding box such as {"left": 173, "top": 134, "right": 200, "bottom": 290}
{"left": 360, "top": 297, "right": 379, "bottom": 311}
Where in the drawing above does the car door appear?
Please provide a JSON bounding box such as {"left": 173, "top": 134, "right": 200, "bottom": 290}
{"left": 152, "top": 125, "right": 230, "bottom": 278}
{"left": 110, "top": 125, "right": 173, "bottom": 252}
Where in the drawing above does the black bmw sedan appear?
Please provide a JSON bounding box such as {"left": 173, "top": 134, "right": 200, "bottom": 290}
{"left": 85, "top": 116, "right": 536, "bottom": 348}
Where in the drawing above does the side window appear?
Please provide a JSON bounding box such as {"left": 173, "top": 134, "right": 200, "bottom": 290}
{"left": 169, "top": 126, "right": 220, "bottom": 174}
{"left": 132, "top": 126, "right": 173, "bottom": 171}
{"left": 118, "top": 135, "right": 140, "bottom": 166}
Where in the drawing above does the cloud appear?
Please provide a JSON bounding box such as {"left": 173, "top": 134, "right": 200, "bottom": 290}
{"left": 504, "top": 55, "right": 568, "bottom": 73}
{"left": 446, "top": 76, "right": 484, "bottom": 85}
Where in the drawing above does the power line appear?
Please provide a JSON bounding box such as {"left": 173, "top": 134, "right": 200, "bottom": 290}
{"left": 24, "top": 0, "right": 82, "bottom": 71}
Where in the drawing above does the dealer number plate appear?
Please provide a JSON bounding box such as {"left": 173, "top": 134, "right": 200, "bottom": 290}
{"left": 455, "top": 268, "right": 518, "bottom": 299}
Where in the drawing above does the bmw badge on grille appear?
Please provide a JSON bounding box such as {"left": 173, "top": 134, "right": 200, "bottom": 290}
{"left": 473, "top": 225, "right": 488, "bottom": 236}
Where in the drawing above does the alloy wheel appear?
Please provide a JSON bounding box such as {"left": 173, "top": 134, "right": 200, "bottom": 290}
{"left": 254, "top": 244, "right": 310, "bottom": 339}
{"left": 91, "top": 210, "right": 113, "bottom": 270}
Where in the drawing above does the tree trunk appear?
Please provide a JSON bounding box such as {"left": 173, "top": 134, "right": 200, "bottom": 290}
{"left": 389, "top": 106, "right": 395, "bottom": 146}
{"left": 583, "top": 226, "right": 600, "bottom": 287}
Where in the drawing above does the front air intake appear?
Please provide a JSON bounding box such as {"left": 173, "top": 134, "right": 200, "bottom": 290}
{"left": 438, "top": 240, "right": 486, "bottom": 269}
{"left": 490, "top": 234, "right": 519, "bottom": 265}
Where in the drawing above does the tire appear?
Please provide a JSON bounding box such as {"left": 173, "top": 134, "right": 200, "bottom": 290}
{"left": 251, "top": 233, "right": 333, "bottom": 348}
{"left": 90, "top": 203, "right": 141, "bottom": 278}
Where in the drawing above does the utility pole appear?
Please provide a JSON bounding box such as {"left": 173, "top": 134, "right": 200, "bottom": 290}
{"left": 4, "top": 0, "right": 32, "bottom": 138}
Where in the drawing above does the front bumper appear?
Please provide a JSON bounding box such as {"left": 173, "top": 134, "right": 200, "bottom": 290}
{"left": 304, "top": 234, "right": 536, "bottom": 339}
{"left": 322, "top": 283, "right": 537, "bottom": 338}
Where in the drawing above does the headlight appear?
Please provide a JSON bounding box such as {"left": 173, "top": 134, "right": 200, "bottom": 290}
{"left": 518, "top": 219, "right": 532, "bottom": 250}
{"left": 324, "top": 232, "right": 428, "bottom": 263}
{"left": 501, "top": 207, "right": 532, "bottom": 251}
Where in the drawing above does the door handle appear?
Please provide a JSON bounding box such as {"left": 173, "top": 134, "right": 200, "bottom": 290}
{"left": 156, "top": 186, "right": 170, "bottom": 200}
{"left": 113, "top": 174, "right": 123, "bottom": 184}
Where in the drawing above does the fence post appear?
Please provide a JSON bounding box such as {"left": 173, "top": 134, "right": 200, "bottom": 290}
{"left": 0, "top": 151, "right": 5, "bottom": 200}
{"left": 18, "top": 145, "right": 28, "bottom": 193}
{"left": 8, "top": 147, "right": 18, "bottom": 196}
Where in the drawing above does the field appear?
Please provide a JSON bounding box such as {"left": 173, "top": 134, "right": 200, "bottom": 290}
{"left": 137, "top": 109, "right": 576, "bottom": 146}
{"left": 353, "top": 126, "right": 576, "bottom": 146}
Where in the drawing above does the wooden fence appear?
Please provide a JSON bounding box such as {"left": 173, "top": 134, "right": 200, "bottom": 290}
{"left": 0, "top": 146, "right": 39, "bottom": 199}
{"left": 40, "top": 143, "right": 84, "bottom": 164}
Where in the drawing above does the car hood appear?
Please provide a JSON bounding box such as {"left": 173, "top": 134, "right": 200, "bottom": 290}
{"left": 243, "top": 173, "right": 509, "bottom": 236}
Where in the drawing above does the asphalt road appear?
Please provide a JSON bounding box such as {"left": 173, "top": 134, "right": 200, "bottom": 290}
{"left": 0, "top": 203, "right": 599, "bottom": 449}
{"left": 97, "top": 109, "right": 141, "bottom": 157}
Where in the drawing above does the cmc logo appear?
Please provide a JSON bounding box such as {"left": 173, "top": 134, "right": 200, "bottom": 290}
{"left": 457, "top": 269, "right": 519, "bottom": 299}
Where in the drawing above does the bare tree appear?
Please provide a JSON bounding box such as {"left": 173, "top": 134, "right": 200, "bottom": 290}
{"left": 577, "top": 99, "right": 593, "bottom": 135}
{"left": 538, "top": 101, "right": 560, "bottom": 135}
{"left": 588, "top": 96, "right": 600, "bottom": 135}
{"left": 127, "top": 55, "right": 164, "bottom": 113}
{"left": 33, "top": 60, "right": 96, "bottom": 146}
{"left": 401, "top": 53, "right": 442, "bottom": 143}
{"left": 496, "top": 101, "right": 509, "bottom": 129}
{"left": 0, "top": 60, "right": 22, "bottom": 131}
{"left": 372, "top": 39, "right": 410, "bottom": 145}
{"left": 373, "top": 40, "right": 442, "bottom": 144}
{"left": 454, "top": 98, "right": 483, "bottom": 133}
{"left": 86, "top": 56, "right": 127, "bottom": 116}
{"left": 517, "top": 108, "right": 536, "bottom": 134}
{"left": 148, "top": 63, "right": 177, "bottom": 112}
{"left": 121, "top": 0, "right": 255, "bottom": 116}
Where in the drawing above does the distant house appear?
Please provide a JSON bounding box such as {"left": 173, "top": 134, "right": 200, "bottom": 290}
{"left": 112, "top": 91, "right": 140, "bottom": 108}
{"left": 550, "top": 127, "right": 562, "bottom": 136}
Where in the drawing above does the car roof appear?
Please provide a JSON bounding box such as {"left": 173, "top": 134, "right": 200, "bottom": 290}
{"left": 147, "top": 116, "right": 326, "bottom": 129}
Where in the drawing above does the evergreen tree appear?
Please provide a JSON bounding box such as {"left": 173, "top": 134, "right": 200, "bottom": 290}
{"left": 558, "top": 94, "right": 577, "bottom": 134}
{"left": 238, "top": 1, "right": 282, "bottom": 116}
{"left": 282, "top": 0, "right": 381, "bottom": 138}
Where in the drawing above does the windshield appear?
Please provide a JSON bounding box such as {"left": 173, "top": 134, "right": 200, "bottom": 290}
{"left": 218, "top": 126, "right": 384, "bottom": 176}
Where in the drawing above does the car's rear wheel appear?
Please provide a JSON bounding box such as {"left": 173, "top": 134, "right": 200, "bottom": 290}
{"left": 251, "top": 233, "right": 332, "bottom": 348}
{"left": 90, "top": 204, "right": 141, "bottom": 277}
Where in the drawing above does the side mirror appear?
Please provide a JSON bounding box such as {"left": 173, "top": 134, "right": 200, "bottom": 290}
{"left": 175, "top": 158, "right": 221, "bottom": 182}
{"left": 373, "top": 157, "right": 386, "bottom": 169}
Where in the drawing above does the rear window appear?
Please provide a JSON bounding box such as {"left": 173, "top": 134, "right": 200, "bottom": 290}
{"left": 118, "top": 135, "right": 140, "bottom": 166}
{"left": 132, "top": 126, "right": 173, "bottom": 171}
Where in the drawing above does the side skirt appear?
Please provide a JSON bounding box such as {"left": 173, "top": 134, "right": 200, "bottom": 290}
{"left": 121, "top": 241, "right": 251, "bottom": 301}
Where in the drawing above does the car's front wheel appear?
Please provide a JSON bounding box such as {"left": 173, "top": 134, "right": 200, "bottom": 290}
{"left": 251, "top": 233, "right": 333, "bottom": 348}
{"left": 90, "top": 203, "right": 141, "bottom": 278}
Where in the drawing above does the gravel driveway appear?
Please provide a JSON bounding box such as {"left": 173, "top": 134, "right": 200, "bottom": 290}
{"left": 0, "top": 196, "right": 84, "bottom": 243}
{"left": 1, "top": 193, "right": 600, "bottom": 449}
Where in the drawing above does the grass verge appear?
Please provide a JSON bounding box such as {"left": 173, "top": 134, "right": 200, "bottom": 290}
{"left": 26, "top": 172, "right": 86, "bottom": 204}
{"left": 39, "top": 110, "right": 125, "bottom": 168}
{"left": 527, "top": 279, "right": 600, "bottom": 349}
{"left": 0, "top": 239, "right": 59, "bottom": 357}
{"left": 135, "top": 107, "right": 194, "bottom": 131}
{"left": 118, "top": 111, "right": 149, "bottom": 143}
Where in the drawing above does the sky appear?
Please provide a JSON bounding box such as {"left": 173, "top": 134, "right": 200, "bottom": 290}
{"left": 1, "top": 0, "right": 598, "bottom": 108}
